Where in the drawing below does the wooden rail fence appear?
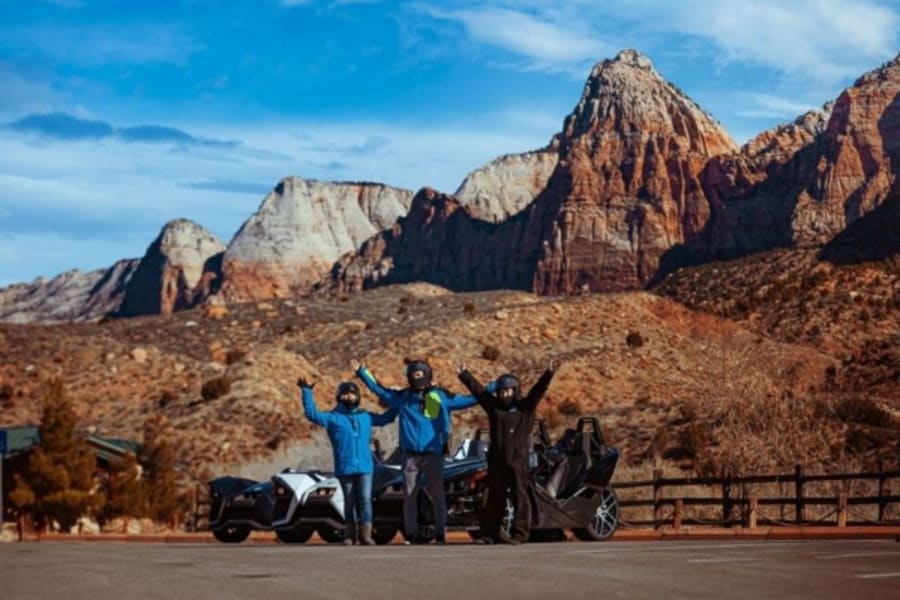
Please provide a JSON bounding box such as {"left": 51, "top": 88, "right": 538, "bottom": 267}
{"left": 614, "top": 462, "right": 900, "bottom": 529}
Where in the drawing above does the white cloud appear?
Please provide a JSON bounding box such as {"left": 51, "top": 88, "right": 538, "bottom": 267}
{"left": 735, "top": 93, "right": 820, "bottom": 119}
{"left": 414, "top": 4, "right": 613, "bottom": 76}
{"left": 592, "top": 0, "right": 898, "bottom": 84}
{"left": 420, "top": 1, "right": 898, "bottom": 85}
{"left": 0, "top": 110, "right": 557, "bottom": 283}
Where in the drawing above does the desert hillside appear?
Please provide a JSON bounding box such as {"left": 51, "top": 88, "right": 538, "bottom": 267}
{"left": 6, "top": 281, "right": 896, "bottom": 484}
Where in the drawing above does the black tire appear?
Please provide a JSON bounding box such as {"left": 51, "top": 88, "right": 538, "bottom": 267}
{"left": 275, "top": 527, "right": 314, "bottom": 544}
{"left": 528, "top": 529, "right": 567, "bottom": 543}
{"left": 572, "top": 488, "right": 619, "bottom": 541}
{"left": 371, "top": 525, "right": 398, "bottom": 545}
{"left": 316, "top": 526, "right": 346, "bottom": 544}
{"left": 212, "top": 525, "right": 251, "bottom": 544}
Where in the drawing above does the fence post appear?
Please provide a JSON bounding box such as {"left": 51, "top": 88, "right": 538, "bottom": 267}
{"left": 877, "top": 459, "right": 887, "bottom": 523}
{"left": 722, "top": 477, "right": 733, "bottom": 527}
{"left": 748, "top": 493, "right": 758, "bottom": 529}
{"left": 794, "top": 464, "right": 805, "bottom": 524}
{"left": 674, "top": 499, "right": 683, "bottom": 530}
{"left": 190, "top": 483, "right": 198, "bottom": 533}
{"left": 838, "top": 492, "right": 848, "bottom": 527}
{"left": 653, "top": 469, "right": 663, "bottom": 524}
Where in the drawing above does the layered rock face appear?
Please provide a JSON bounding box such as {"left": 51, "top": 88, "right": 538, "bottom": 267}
{"left": 0, "top": 259, "right": 138, "bottom": 323}
{"left": 221, "top": 178, "right": 413, "bottom": 301}
{"left": 117, "top": 219, "right": 225, "bottom": 317}
{"left": 333, "top": 50, "right": 738, "bottom": 294}
{"left": 697, "top": 55, "right": 899, "bottom": 262}
{"left": 331, "top": 187, "right": 545, "bottom": 293}
{"left": 532, "top": 50, "right": 737, "bottom": 293}
{"left": 455, "top": 149, "right": 559, "bottom": 222}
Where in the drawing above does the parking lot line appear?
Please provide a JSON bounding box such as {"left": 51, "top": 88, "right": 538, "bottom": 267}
{"left": 569, "top": 541, "right": 805, "bottom": 554}
{"left": 688, "top": 558, "right": 759, "bottom": 563}
{"left": 816, "top": 551, "right": 900, "bottom": 560}
{"left": 855, "top": 572, "right": 900, "bottom": 579}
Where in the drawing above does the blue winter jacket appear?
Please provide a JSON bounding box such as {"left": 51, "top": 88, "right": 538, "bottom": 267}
{"left": 356, "top": 366, "right": 478, "bottom": 455}
{"left": 301, "top": 387, "right": 398, "bottom": 475}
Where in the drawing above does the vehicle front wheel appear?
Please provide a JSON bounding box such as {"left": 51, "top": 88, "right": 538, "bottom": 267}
{"left": 276, "top": 527, "right": 314, "bottom": 544}
{"left": 212, "top": 525, "right": 251, "bottom": 544}
{"left": 572, "top": 487, "right": 619, "bottom": 541}
{"left": 316, "top": 526, "right": 346, "bottom": 544}
{"left": 371, "top": 525, "right": 398, "bottom": 545}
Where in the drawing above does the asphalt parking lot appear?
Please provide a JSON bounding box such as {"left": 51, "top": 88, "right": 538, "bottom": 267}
{"left": 4, "top": 539, "right": 899, "bottom": 599}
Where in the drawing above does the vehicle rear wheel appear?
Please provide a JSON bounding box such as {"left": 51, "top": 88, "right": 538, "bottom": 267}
{"left": 316, "top": 526, "right": 346, "bottom": 544}
{"left": 212, "top": 525, "right": 251, "bottom": 544}
{"left": 275, "top": 527, "right": 314, "bottom": 544}
{"left": 372, "top": 525, "right": 398, "bottom": 545}
{"left": 528, "top": 529, "right": 566, "bottom": 543}
{"left": 572, "top": 487, "right": 619, "bottom": 541}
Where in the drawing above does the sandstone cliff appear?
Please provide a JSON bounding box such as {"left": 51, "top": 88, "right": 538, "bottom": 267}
{"left": 117, "top": 219, "right": 225, "bottom": 317}
{"left": 454, "top": 149, "right": 559, "bottom": 222}
{"left": 0, "top": 259, "right": 138, "bottom": 323}
{"left": 221, "top": 178, "right": 413, "bottom": 301}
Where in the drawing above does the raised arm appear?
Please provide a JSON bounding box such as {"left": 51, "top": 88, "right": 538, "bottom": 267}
{"left": 369, "top": 405, "right": 399, "bottom": 427}
{"left": 522, "top": 359, "right": 560, "bottom": 410}
{"left": 458, "top": 368, "right": 496, "bottom": 412}
{"left": 299, "top": 384, "right": 333, "bottom": 428}
{"left": 355, "top": 365, "right": 403, "bottom": 408}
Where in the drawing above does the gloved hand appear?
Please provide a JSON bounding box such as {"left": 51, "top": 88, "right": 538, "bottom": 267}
{"left": 454, "top": 360, "right": 466, "bottom": 374}
{"left": 297, "top": 376, "right": 316, "bottom": 389}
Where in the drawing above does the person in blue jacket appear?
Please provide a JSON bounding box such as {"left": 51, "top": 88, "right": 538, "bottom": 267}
{"left": 353, "top": 358, "right": 478, "bottom": 544}
{"left": 297, "top": 376, "right": 398, "bottom": 546}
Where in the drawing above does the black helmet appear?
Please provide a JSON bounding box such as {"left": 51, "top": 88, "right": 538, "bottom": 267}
{"left": 335, "top": 381, "right": 361, "bottom": 409}
{"left": 496, "top": 374, "right": 520, "bottom": 400}
{"left": 406, "top": 360, "right": 433, "bottom": 391}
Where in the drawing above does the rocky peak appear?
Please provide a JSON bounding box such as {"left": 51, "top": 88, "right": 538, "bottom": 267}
{"left": 220, "top": 177, "right": 413, "bottom": 300}
{"left": 0, "top": 259, "right": 139, "bottom": 323}
{"left": 117, "top": 219, "right": 225, "bottom": 317}
{"left": 557, "top": 49, "right": 736, "bottom": 157}
{"left": 454, "top": 149, "right": 559, "bottom": 222}
{"left": 741, "top": 103, "right": 833, "bottom": 164}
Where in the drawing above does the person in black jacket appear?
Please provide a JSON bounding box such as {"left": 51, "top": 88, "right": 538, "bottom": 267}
{"left": 455, "top": 358, "right": 560, "bottom": 544}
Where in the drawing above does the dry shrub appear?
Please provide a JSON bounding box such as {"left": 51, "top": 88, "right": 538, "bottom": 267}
{"left": 676, "top": 331, "right": 844, "bottom": 477}
{"left": 558, "top": 398, "right": 583, "bottom": 416}
{"left": 463, "top": 302, "right": 475, "bottom": 314}
{"left": 225, "top": 348, "right": 249, "bottom": 366}
{"left": 201, "top": 376, "right": 231, "bottom": 402}
{"left": 833, "top": 396, "right": 892, "bottom": 427}
{"left": 626, "top": 331, "right": 645, "bottom": 348}
{"left": 481, "top": 345, "right": 501, "bottom": 361}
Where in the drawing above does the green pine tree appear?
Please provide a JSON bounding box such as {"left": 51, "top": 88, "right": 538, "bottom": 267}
{"left": 140, "top": 415, "right": 182, "bottom": 524}
{"left": 100, "top": 451, "right": 146, "bottom": 524}
{"left": 23, "top": 380, "right": 103, "bottom": 532}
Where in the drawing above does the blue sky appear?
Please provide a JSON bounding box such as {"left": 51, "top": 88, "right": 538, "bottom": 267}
{"left": 1, "top": 0, "right": 898, "bottom": 286}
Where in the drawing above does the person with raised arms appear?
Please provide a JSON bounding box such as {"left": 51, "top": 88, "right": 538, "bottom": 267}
{"left": 353, "top": 359, "right": 478, "bottom": 544}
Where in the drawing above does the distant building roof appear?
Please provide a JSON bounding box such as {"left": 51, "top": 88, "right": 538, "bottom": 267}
{"left": 0, "top": 425, "right": 141, "bottom": 466}
{"left": 0, "top": 425, "right": 39, "bottom": 455}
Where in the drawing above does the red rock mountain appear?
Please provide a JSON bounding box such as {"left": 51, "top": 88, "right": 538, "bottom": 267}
{"left": 332, "top": 50, "right": 739, "bottom": 293}
{"left": 220, "top": 178, "right": 413, "bottom": 301}
{"left": 688, "top": 55, "right": 900, "bottom": 269}
{"left": 1, "top": 51, "right": 897, "bottom": 320}
{"left": 117, "top": 219, "right": 225, "bottom": 317}
{"left": 0, "top": 259, "right": 138, "bottom": 323}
